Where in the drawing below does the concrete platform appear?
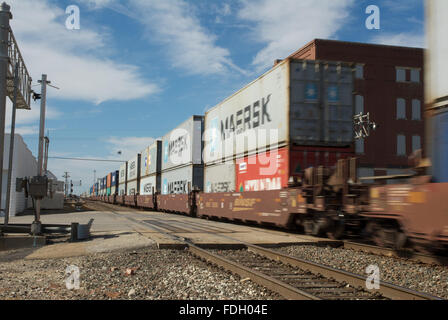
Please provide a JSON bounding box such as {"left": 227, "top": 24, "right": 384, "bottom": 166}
{"left": 0, "top": 205, "right": 340, "bottom": 259}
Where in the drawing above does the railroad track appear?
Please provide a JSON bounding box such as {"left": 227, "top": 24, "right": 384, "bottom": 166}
{"left": 86, "top": 201, "right": 442, "bottom": 300}
{"left": 343, "top": 241, "right": 448, "bottom": 267}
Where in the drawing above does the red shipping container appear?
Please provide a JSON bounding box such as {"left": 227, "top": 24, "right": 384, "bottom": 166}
{"left": 107, "top": 173, "right": 112, "bottom": 188}
{"left": 236, "top": 146, "right": 354, "bottom": 192}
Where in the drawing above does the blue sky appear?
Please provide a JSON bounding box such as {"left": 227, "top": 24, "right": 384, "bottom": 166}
{"left": 6, "top": 0, "right": 424, "bottom": 194}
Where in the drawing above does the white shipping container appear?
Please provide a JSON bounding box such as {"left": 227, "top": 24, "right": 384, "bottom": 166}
{"left": 425, "top": 0, "right": 448, "bottom": 105}
{"left": 204, "top": 161, "right": 236, "bottom": 193}
{"left": 127, "top": 154, "right": 141, "bottom": 182}
{"left": 141, "top": 140, "right": 162, "bottom": 177}
{"left": 161, "top": 165, "right": 204, "bottom": 195}
{"left": 118, "top": 183, "right": 126, "bottom": 196}
{"left": 127, "top": 180, "right": 138, "bottom": 195}
{"left": 162, "top": 116, "right": 204, "bottom": 171}
{"left": 140, "top": 174, "right": 160, "bottom": 195}
{"left": 204, "top": 59, "right": 354, "bottom": 164}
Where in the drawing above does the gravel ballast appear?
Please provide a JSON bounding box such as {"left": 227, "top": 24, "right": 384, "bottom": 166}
{"left": 0, "top": 247, "right": 280, "bottom": 300}
{"left": 277, "top": 245, "right": 448, "bottom": 299}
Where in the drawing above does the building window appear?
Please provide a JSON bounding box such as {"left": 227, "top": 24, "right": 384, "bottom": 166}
{"left": 396, "top": 68, "right": 406, "bottom": 82}
{"left": 356, "top": 138, "right": 364, "bottom": 154}
{"left": 355, "top": 95, "right": 364, "bottom": 114}
{"left": 412, "top": 135, "right": 421, "bottom": 152}
{"left": 397, "top": 98, "right": 406, "bottom": 119}
{"left": 397, "top": 134, "right": 406, "bottom": 156}
{"left": 355, "top": 64, "right": 364, "bottom": 79}
{"left": 412, "top": 99, "right": 421, "bottom": 120}
{"left": 410, "top": 69, "right": 420, "bottom": 83}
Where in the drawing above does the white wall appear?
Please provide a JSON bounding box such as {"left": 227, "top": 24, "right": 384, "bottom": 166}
{"left": 1, "top": 134, "right": 38, "bottom": 216}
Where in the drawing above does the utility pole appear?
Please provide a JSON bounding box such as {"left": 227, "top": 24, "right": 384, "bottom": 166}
{"left": 31, "top": 74, "right": 50, "bottom": 233}
{"left": 0, "top": 3, "right": 11, "bottom": 217}
{"left": 63, "top": 172, "right": 70, "bottom": 197}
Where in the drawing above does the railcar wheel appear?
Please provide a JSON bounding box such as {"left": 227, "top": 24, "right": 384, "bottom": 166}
{"left": 326, "top": 220, "right": 345, "bottom": 240}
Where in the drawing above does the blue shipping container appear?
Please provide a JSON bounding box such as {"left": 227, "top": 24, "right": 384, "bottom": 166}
{"left": 112, "top": 170, "right": 119, "bottom": 187}
{"left": 432, "top": 109, "right": 448, "bottom": 183}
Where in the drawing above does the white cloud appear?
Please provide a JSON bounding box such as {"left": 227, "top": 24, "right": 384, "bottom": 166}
{"left": 89, "top": 0, "right": 242, "bottom": 76}
{"left": 238, "top": 0, "right": 355, "bottom": 71}
{"left": 371, "top": 32, "right": 425, "bottom": 48}
{"left": 9, "top": 0, "right": 158, "bottom": 105}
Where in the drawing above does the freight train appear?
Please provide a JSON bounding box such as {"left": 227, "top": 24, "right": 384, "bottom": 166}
{"left": 88, "top": 0, "right": 448, "bottom": 254}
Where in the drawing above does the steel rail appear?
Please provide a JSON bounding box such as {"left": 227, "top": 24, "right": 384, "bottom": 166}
{"left": 188, "top": 245, "right": 320, "bottom": 300}
{"left": 245, "top": 244, "right": 441, "bottom": 300}
{"left": 343, "top": 241, "right": 448, "bottom": 267}
{"left": 85, "top": 201, "right": 442, "bottom": 300}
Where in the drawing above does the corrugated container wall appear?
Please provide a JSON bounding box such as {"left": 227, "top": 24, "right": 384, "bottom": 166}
{"left": 162, "top": 165, "right": 204, "bottom": 195}
{"left": 141, "top": 140, "right": 162, "bottom": 177}
{"left": 118, "top": 162, "right": 127, "bottom": 196}
{"left": 204, "top": 59, "right": 354, "bottom": 165}
{"left": 204, "top": 162, "right": 236, "bottom": 193}
{"left": 162, "top": 116, "right": 204, "bottom": 171}
{"left": 127, "top": 154, "right": 141, "bottom": 195}
{"left": 425, "top": 0, "right": 448, "bottom": 183}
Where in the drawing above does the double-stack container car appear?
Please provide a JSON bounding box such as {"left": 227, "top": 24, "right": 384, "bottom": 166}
{"left": 159, "top": 115, "right": 204, "bottom": 214}
{"left": 137, "top": 140, "right": 162, "bottom": 209}
{"left": 203, "top": 58, "right": 354, "bottom": 194}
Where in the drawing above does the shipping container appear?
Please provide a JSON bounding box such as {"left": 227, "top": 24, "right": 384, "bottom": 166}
{"left": 118, "top": 162, "right": 127, "bottom": 196}
{"left": 204, "top": 59, "right": 354, "bottom": 164}
{"left": 161, "top": 164, "right": 204, "bottom": 195}
{"left": 141, "top": 140, "right": 162, "bottom": 177}
{"left": 425, "top": 0, "right": 448, "bottom": 107}
{"left": 204, "top": 161, "right": 236, "bottom": 193}
{"left": 425, "top": 1, "right": 448, "bottom": 183}
{"left": 107, "top": 173, "right": 112, "bottom": 188}
{"left": 140, "top": 174, "right": 160, "bottom": 195}
{"left": 431, "top": 110, "right": 448, "bottom": 182}
{"left": 127, "top": 154, "right": 141, "bottom": 195}
{"left": 162, "top": 116, "right": 204, "bottom": 171}
{"left": 236, "top": 146, "right": 354, "bottom": 192}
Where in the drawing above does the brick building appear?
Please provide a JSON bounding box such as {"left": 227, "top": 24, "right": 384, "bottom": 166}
{"left": 283, "top": 39, "right": 424, "bottom": 178}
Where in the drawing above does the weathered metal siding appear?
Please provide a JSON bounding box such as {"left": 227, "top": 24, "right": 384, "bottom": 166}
{"left": 235, "top": 146, "right": 354, "bottom": 192}
{"left": 196, "top": 190, "right": 299, "bottom": 228}
{"left": 425, "top": 1, "right": 448, "bottom": 183}
{"left": 431, "top": 110, "right": 448, "bottom": 182}
{"left": 157, "top": 194, "right": 191, "bottom": 214}
{"left": 289, "top": 60, "right": 354, "bottom": 144}
{"left": 127, "top": 154, "right": 141, "bottom": 182}
{"left": 425, "top": 0, "right": 448, "bottom": 106}
{"left": 162, "top": 116, "right": 204, "bottom": 171}
{"left": 161, "top": 164, "right": 204, "bottom": 195}
{"left": 119, "top": 162, "right": 127, "bottom": 196}
{"left": 204, "top": 161, "right": 236, "bottom": 193}
{"left": 127, "top": 180, "right": 138, "bottom": 196}
{"left": 140, "top": 174, "right": 160, "bottom": 195}
{"left": 141, "top": 140, "right": 162, "bottom": 177}
{"left": 204, "top": 61, "right": 289, "bottom": 164}
{"left": 236, "top": 148, "right": 289, "bottom": 192}
{"left": 136, "top": 194, "right": 156, "bottom": 209}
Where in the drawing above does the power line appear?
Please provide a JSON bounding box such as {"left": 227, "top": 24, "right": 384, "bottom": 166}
{"left": 48, "top": 156, "right": 125, "bottom": 163}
